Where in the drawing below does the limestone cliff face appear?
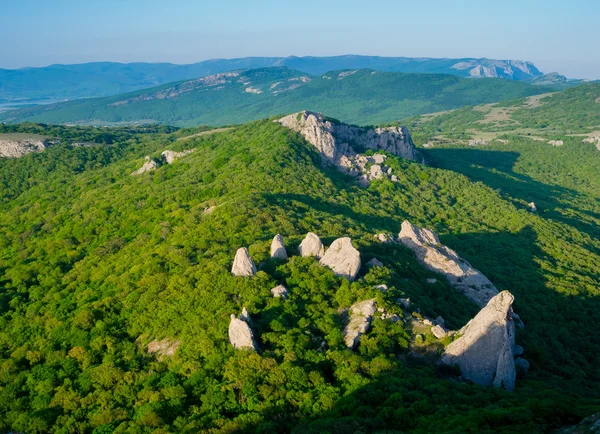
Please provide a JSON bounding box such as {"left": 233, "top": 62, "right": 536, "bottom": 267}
{"left": 399, "top": 220, "right": 498, "bottom": 307}
{"left": 441, "top": 291, "right": 517, "bottom": 391}
{"left": 0, "top": 136, "right": 52, "bottom": 158}
{"left": 278, "top": 111, "right": 423, "bottom": 169}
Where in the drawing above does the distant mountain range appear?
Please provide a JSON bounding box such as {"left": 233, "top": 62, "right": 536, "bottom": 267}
{"left": 0, "top": 55, "right": 548, "bottom": 105}
{"left": 0, "top": 67, "right": 556, "bottom": 127}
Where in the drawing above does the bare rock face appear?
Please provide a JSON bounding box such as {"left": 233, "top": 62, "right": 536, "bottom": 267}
{"left": 229, "top": 308, "right": 257, "bottom": 350}
{"left": 528, "top": 202, "right": 537, "bottom": 212}
{"left": 270, "top": 234, "right": 288, "bottom": 260}
{"left": 131, "top": 156, "right": 159, "bottom": 175}
{"left": 161, "top": 149, "right": 195, "bottom": 164}
{"left": 548, "top": 140, "right": 564, "bottom": 146}
{"left": 431, "top": 324, "right": 447, "bottom": 339}
{"left": 441, "top": 291, "right": 517, "bottom": 391}
{"left": 399, "top": 220, "right": 498, "bottom": 307}
{"left": 374, "top": 233, "right": 394, "bottom": 243}
{"left": 366, "top": 258, "right": 383, "bottom": 267}
{"left": 0, "top": 135, "right": 52, "bottom": 158}
{"left": 557, "top": 412, "right": 600, "bottom": 434}
{"left": 278, "top": 111, "right": 423, "bottom": 170}
{"left": 271, "top": 284, "right": 288, "bottom": 298}
{"left": 298, "top": 232, "right": 325, "bottom": 258}
{"left": 319, "top": 237, "right": 361, "bottom": 281}
{"left": 231, "top": 247, "right": 257, "bottom": 277}
{"left": 343, "top": 299, "right": 376, "bottom": 349}
{"left": 147, "top": 338, "right": 181, "bottom": 359}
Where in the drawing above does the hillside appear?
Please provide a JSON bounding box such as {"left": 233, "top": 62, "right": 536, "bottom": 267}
{"left": 0, "top": 67, "right": 555, "bottom": 127}
{"left": 0, "top": 55, "right": 546, "bottom": 105}
{"left": 1, "top": 113, "right": 600, "bottom": 432}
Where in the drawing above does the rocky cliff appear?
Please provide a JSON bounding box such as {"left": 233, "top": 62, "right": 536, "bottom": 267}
{"left": 0, "top": 135, "right": 53, "bottom": 158}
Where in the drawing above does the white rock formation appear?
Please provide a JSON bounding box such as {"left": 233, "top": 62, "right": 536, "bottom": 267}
{"left": 583, "top": 136, "right": 600, "bottom": 151}
{"left": 343, "top": 299, "right": 376, "bottom": 349}
{"left": 431, "top": 324, "right": 447, "bottom": 339}
{"left": 441, "top": 291, "right": 517, "bottom": 391}
{"left": 528, "top": 202, "right": 537, "bottom": 212}
{"left": 548, "top": 140, "right": 564, "bottom": 146}
{"left": 229, "top": 308, "right": 257, "bottom": 350}
{"left": 270, "top": 234, "right": 288, "bottom": 260}
{"left": 319, "top": 237, "right": 361, "bottom": 281}
{"left": 161, "top": 149, "right": 195, "bottom": 164}
{"left": 278, "top": 111, "right": 423, "bottom": 175}
{"left": 231, "top": 247, "right": 257, "bottom": 277}
{"left": 399, "top": 220, "right": 498, "bottom": 307}
{"left": 298, "top": 232, "right": 325, "bottom": 258}
{"left": 270, "top": 284, "right": 288, "bottom": 298}
{"left": 0, "top": 136, "right": 52, "bottom": 158}
{"left": 147, "top": 338, "right": 181, "bottom": 359}
{"left": 131, "top": 156, "right": 158, "bottom": 175}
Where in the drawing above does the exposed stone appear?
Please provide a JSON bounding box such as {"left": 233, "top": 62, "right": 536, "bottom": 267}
{"left": 271, "top": 284, "right": 288, "bottom": 298}
{"left": 399, "top": 220, "right": 498, "bottom": 307}
{"left": 434, "top": 316, "right": 445, "bottom": 327}
{"left": 374, "top": 233, "right": 394, "bottom": 243}
{"left": 229, "top": 308, "right": 257, "bottom": 350}
{"left": 319, "top": 237, "right": 361, "bottom": 281}
{"left": 131, "top": 156, "right": 158, "bottom": 175}
{"left": 231, "top": 247, "right": 257, "bottom": 277}
{"left": 343, "top": 299, "right": 376, "bottom": 349}
{"left": 515, "top": 357, "right": 530, "bottom": 373}
{"left": 423, "top": 319, "right": 433, "bottom": 326}
{"left": 398, "top": 298, "right": 411, "bottom": 308}
{"left": 441, "top": 291, "right": 517, "bottom": 391}
{"left": 468, "top": 139, "right": 488, "bottom": 147}
{"left": 548, "top": 140, "right": 564, "bottom": 146}
{"left": 372, "top": 153, "right": 387, "bottom": 164}
{"left": 0, "top": 135, "right": 54, "bottom": 158}
{"left": 528, "top": 202, "right": 537, "bottom": 212}
{"left": 557, "top": 412, "right": 600, "bottom": 434}
{"left": 161, "top": 149, "right": 195, "bottom": 164}
{"left": 270, "top": 234, "right": 288, "bottom": 260}
{"left": 366, "top": 258, "right": 383, "bottom": 267}
{"left": 147, "top": 338, "right": 181, "bottom": 359}
{"left": 203, "top": 206, "right": 216, "bottom": 214}
{"left": 391, "top": 175, "right": 399, "bottom": 182}
{"left": 431, "top": 324, "right": 447, "bottom": 339}
{"left": 369, "top": 164, "right": 384, "bottom": 179}
{"left": 374, "top": 284, "right": 388, "bottom": 291}
{"left": 298, "top": 232, "right": 325, "bottom": 258}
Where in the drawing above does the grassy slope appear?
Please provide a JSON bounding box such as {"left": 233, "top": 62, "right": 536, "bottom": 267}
{"left": 0, "top": 120, "right": 599, "bottom": 432}
{"left": 0, "top": 68, "right": 554, "bottom": 127}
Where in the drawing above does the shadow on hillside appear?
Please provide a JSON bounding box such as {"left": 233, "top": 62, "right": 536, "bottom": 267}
{"left": 240, "top": 227, "right": 600, "bottom": 433}
{"left": 424, "top": 148, "right": 600, "bottom": 240}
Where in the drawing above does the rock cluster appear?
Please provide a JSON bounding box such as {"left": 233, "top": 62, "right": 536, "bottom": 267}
{"left": 548, "top": 140, "right": 564, "bottom": 146}
{"left": 399, "top": 220, "right": 498, "bottom": 307}
{"left": 343, "top": 299, "right": 376, "bottom": 349}
{"left": 161, "top": 149, "right": 195, "bottom": 164}
{"left": 270, "top": 234, "right": 288, "bottom": 260}
{"left": 441, "top": 291, "right": 518, "bottom": 391}
{"left": 271, "top": 284, "right": 288, "bottom": 298}
{"left": 528, "top": 202, "right": 537, "bottom": 212}
{"left": 0, "top": 136, "right": 54, "bottom": 158}
{"left": 298, "top": 232, "right": 325, "bottom": 258}
{"left": 131, "top": 156, "right": 159, "bottom": 175}
{"left": 583, "top": 136, "right": 600, "bottom": 151}
{"left": 319, "top": 237, "right": 361, "bottom": 281}
{"left": 278, "top": 111, "right": 423, "bottom": 185}
{"left": 231, "top": 247, "right": 257, "bottom": 277}
{"left": 229, "top": 308, "right": 257, "bottom": 350}
{"left": 147, "top": 338, "right": 181, "bottom": 359}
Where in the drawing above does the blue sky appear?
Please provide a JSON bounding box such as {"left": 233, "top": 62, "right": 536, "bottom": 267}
{"left": 1, "top": 0, "right": 599, "bottom": 79}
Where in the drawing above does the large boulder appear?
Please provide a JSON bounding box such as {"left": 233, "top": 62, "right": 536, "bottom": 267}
{"left": 161, "top": 149, "right": 195, "bottom": 164}
{"left": 270, "top": 234, "right": 288, "bottom": 260}
{"left": 319, "top": 237, "right": 361, "bottom": 281}
{"left": 231, "top": 247, "right": 257, "bottom": 277}
{"left": 270, "top": 284, "right": 288, "bottom": 298}
{"left": 131, "top": 156, "right": 159, "bottom": 176}
{"left": 343, "top": 299, "right": 376, "bottom": 349}
{"left": 229, "top": 308, "right": 257, "bottom": 350}
{"left": 399, "top": 220, "right": 498, "bottom": 307}
{"left": 0, "top": 135, "right": 52, "bottom": 158}
{"left": 441, "top": 291, "right": 517, "bottom": 391}
{"left": 298, "top": 232, "right": 325, "bottom": 258}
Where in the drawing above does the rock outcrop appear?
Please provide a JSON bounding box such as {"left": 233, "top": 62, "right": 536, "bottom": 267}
{"left": 270, "top": 284, "right": 288, "bottom": 298}
{"left": 319, "top": 237, "right": 361, "bottom": 281}
{"left": 343, "top": 299, "right": 376, "bottom": 349}
{"left": 278, "top": 111, "right": 423, "bottom": 184}
{"left": 161, "top": 149, "right": 195, "bottom": 164}
{"left": 557, "top": 412, "right": 600, "bottom": 434}
{"left": 270, "top": 234, "right": 288, "bottom": 260}
{"left": 298, "top": 232, "right": 325, "bottom": 258}
{"left": 366, "top": 258, "right": 383, "bottom": 267}
{"left": 147, "top": 338, "right": 181, "bottom": 359}
{"left": 548, "top": 140, "right": 564, "bottom": 146}
{"left": 528, "top": 202, "right": 537, "bottom": 212}
{"left": 231, "top": 247, "right": 257, "bottom": 277}
{"left": 399, "top": 220, "right": 498, "bottom": 307}
{"left": 229, "top": 308, "right": 257, "bottom": 350}
{"left": 131, "top": 156, "right": 159, "bottom": 175}
{"left": 583, "top": 136, "right": 600, "bottom": 151}
{"left": 441, "top": 291, "right": 517, "bottom": 391}
{"left": 431, "top": 324, "right": 448, "bottom": 339}
{"left": 0, "top": 135, "right": 54, "bottom": 158}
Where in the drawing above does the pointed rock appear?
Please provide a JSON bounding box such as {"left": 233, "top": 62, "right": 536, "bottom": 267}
{"left": 343, "top": 299, "right": 376, "bottom": 349}
{"left": 231, "top": 247, "right": 257, "bottom": 277}
{"left": 270, "top": 234, "right": 288, "bottom": 260}
{"left": 131, "top": 156, "right": 158, "bottom": 175}
{"left": 431, "top": 324, "right": 447, "bottom": 339}
{"left": 270, "top": 284, "right": 288, "bottom": 298}
{"left": 229, "top": 308, "right": 257, "bottom": 350}
{"left": 399, "top": 220, "right": 498, "bottom": 307}
{"left": 298, "top": 232, "right": 325, "bottom": 258}
{"left": 319, "top": 237, "right": 361, "bottom": 281}
{"left": 441, "top": 291, "right": 517, "bottom": 391}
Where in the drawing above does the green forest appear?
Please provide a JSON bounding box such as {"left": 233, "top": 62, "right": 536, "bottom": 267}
{"left": 1, "top": 104, "right": 600, "bottom": 433}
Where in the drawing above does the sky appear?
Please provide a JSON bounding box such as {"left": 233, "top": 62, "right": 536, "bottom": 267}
{"left": 1, "top": 0, "right": 599, "bottom": 79}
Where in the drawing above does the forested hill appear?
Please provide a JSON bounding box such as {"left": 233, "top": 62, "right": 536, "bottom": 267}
{"left": 1, "top": 116, "right": 599, "bottom": 432}
{"left": 0, "top": 67, "right": 555, "bottom": 127}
